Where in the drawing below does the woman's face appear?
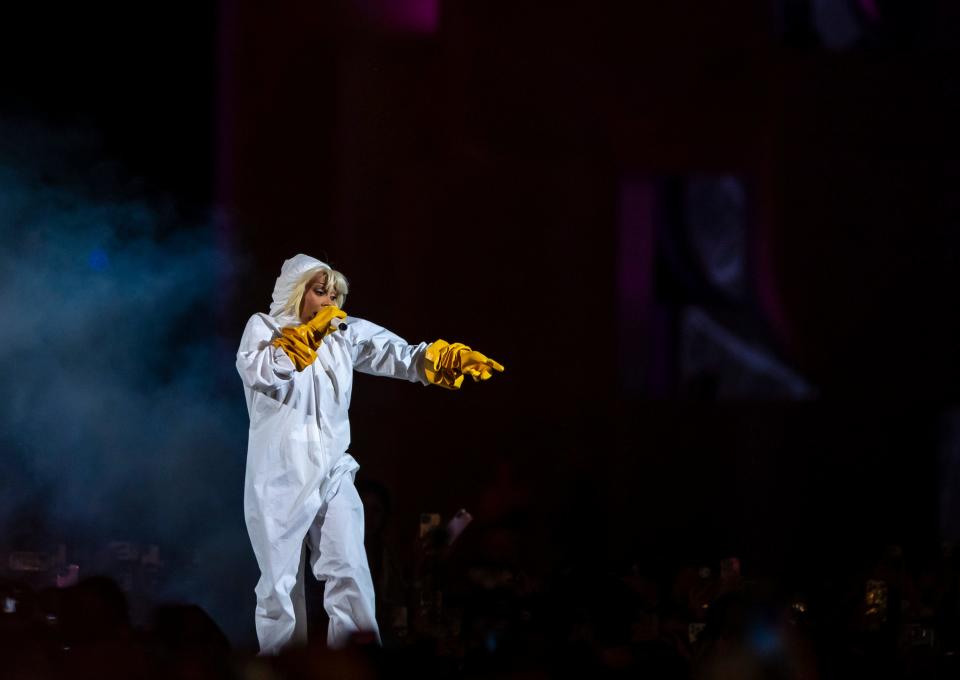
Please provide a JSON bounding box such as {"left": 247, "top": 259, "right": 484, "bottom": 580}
{"left": 299, "top": 272, "right": 338, "bottom": 323}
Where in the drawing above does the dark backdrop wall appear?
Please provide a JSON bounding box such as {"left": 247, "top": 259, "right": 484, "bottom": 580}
{"left": 1, "top": 0, "right": 957, "bottom": 646}
{"left": 221, "top": 0, "right": 957, "bottom": 561}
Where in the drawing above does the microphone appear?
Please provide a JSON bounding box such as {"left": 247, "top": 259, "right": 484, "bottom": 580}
{"left": 311, "top": 309, "right": 347, "bottom": 332}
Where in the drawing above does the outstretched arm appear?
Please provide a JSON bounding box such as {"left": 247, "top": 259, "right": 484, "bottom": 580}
{"left": 347, "top": 318, "right": 504, "bottom": 388}
{"left": 348, "top": 318, "right": 431, "bottom": 384}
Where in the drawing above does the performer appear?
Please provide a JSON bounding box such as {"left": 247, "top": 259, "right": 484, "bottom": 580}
{"left": 236, "top": 254, "right": 503, "bottom": 654}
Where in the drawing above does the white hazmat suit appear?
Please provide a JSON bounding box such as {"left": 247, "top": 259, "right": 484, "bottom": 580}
{"left": 236, "top": 254, "right": 429, "bottom": 654}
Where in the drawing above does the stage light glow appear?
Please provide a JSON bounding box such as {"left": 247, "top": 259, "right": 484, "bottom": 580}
{"left": 88, "top": 247, "right": 109, "bottom": 271}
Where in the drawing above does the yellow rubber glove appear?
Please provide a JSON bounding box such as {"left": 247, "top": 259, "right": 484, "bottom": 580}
{"left": 424, "top": 339, "right": 504, "bottom": 390}
{"left": 271, "top": 306, "right": 348, "bottom": 372}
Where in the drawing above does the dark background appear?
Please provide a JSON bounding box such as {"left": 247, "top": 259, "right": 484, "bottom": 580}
{"left": 1, "top": 0, "right": 959, "bottom": 646}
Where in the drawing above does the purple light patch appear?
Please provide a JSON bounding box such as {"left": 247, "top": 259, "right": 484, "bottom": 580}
{"left": 361, "top": 0, "right": 438, "bottom": 33}
{"left": 858, "top": 0, "right": 881, "bottom": 22}
{"left": 617, "top": 179, "right": 654, "bottom": 318}
{"left": 617, "top": 177, "right": 660, "bottom": 393}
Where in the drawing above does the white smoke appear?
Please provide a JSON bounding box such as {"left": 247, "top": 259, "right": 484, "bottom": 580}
{"left": 0, "top": 117, "right": 256, "bottom": 645}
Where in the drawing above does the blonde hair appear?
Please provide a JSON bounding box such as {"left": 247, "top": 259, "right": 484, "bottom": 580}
{"left": 282, "top": 266, "right": 349, "bottom": 319}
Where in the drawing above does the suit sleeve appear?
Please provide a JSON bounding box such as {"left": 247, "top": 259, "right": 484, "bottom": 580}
{"left": 346, "top": 317, "right": 429, "bottom": 385}
{"left": 236, "top": 314, "right": 297, "bottom": 392}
